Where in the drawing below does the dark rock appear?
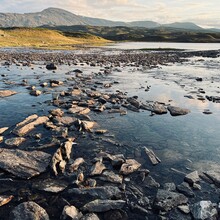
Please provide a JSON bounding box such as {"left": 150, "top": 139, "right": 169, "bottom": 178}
{"left": 46, "top": 63, "right": 57, "bottom": 70}
{"left": 177, "top": 182, "right": 195, "bottom": 198}
{"left": 168, "top": 106, "right": 190, "bottom": 116}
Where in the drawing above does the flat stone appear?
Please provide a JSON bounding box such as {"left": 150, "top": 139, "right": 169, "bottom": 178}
{"left": 49, "top": 108, "right": 64, "bottom": 117}
{"left": 68, "top": 186, "right": 121, "bottom": 200}
{"left": 184, "top": 171, "right": 200, "bottom": 184}
{"left": 9, "top": 201, "right": 49, "bottom": 220}
{"left": 5, "top": 137, "right": 26, "bottom": 146}
{"left": 154, "top": 189, "right": 188, "bottom": 211}
{"left": 0, "top": 127, "right": 8, "bottom": 135}
{"left": 99, "top": 171, "right": 123, "bottom": 184}
{"left": 204, "top": 170, "right": 220, "bottom": 187}
{"left": 33, "top": 178, "right": 68, "bottom": 193}
{"left": 53, "top": 116, "right": 76, "bottom": 126}
{"left": 82, "top": 199, "right": 126, "bottom": 212}
{"left": 0, "top": 148, "right": 51, "bottom": 179}
{"left": 120, "top": 159, "right": 141, "bottom": 175}
{"left": 168, "top": 106, "right": 190, "bottom": 116}
{"left": 68, "top": 106, "right": 90, "bottom": 115}
{"left": 191, "top": 201, "right": 218, "bottom": 220}
{"left": 61, "top": 205, "right": 83, "bottom": 220}
{"left": 0, "top": 90, "right": 17, "bottom": 97}
{"left": 13, "top": 115, "right": 49, "bottom": 136}
{"left": 90, "top": 161, "right": 106, "bottom": 176}
{"left": 144, "top": 147, "right": 161, "bottom": 165}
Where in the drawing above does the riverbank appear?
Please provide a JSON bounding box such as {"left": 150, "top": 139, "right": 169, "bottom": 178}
{"left": 0, "top": 48, "right": 220, "bottom": 219}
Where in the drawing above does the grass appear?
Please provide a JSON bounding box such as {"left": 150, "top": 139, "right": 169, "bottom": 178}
{"left": 0, "top": 28, "right": 110, "bottom": 49}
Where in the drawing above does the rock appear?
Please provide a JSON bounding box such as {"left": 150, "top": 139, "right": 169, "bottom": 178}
{"left": 204, "top": 170, "right": 220, "bottom": 187}
{"left": 0, "top": 148, "right": 51, "bottom": 179}
{"left": 99, "top": 171, "right": 123, "bottom": 184}
{"left": 177, "top": 182, "right": 194, "bottom": 198}
{"left": 144, "top": 175, "right": 160, "bottom": 188}
{"left": 0, "top": 136, "right": 3, "bottom": 143}
{"left": 80, "top": 213, "right": 100, "bottom": 220}
{"left": 9, "top": 201, "right": 49, "bottom": 220}
{"left": 0, "top": 127, "right": 8, "bottom": 134}
{"left": 120, "top": 159, "right": 141, "bottom": 175}
{"left": 90, "top": 161, "right": 106, "bottom": 176}
{"left": 154, "top": 189, "right": 188, "bottom": 211}
{"left": 191, "top": 201, "right": 218, "bottom": 220}
{"left": 46, "top": 63, "right": 57, "bottom": 70}
{"left": 82, "top": 199, "right": 126, "bottom": 212}
{"left": 61, "top": 205, "right": 83, "bottom": 220}
{"left": 0, "top": 90, "right": 17, "bottom": 97}
{"left": 70, "top": 158, "right": 85, "bottom": 172}
{"left": 68, "top": 186, "right": 121, "bottom": 200}
{"left": 168, "top": 106, "right": 190, "bottom": 116}
{"left": 152, "top": 103, "right": 167, "bottom": 114}
{"left": 184, "top": 171, "right": 200, "bottom": 185}
{"left": 30, "top": 90, "right": 41, "bottom": 96}
{"left": 196, "top": 77, "right": 203, "bottom": 82}
{"left": 144, "top": 147, "right": 161, "bottom": 165}
{"left": 104, "top": 210, "right": 128, "bottom": 220}
{"left": 33, "top": 178, "right": 68, "bottom": 193}
{"left": 164, "top": 182, "right": 176, "bottom": 191}
{"left": 68, "top": 106, "right": 90, "bottom": 115}
{"left": 0, "top": 195, "right": 13, "bottom": 206}
{"left": 95, "top": 129, "right": 108, "bottom": 134}
{"left": 53, "top": 116, "right": 76, "bottom": 126}
{"left": 40, "top": 82, "right": 48, "bottom": 87}
{"left": 49, "top": 108, "right": 64, "bottom": 117}
{"left": 13, "top": 115, "right": 49, "bottom": 136}
{"left": 178, "top": 205, "right": 190, "bottom": 214}
{"left": 127, "top": 97, "right": 141, "bottom": 108}
{"left": 5, "top": 137, "right": 26, "bottom": 146}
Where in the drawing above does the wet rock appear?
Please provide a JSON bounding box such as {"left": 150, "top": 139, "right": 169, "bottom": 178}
{"left": 80, "top": 213, "right": 100, "bottom": 220}
{"left": 9, "top": 201, "right": 49, "bottom": 220}
{"left": 152, "top": 103, "right": 167, "bottom": 114}
{"left": 68, "top": 186, "right": 121, "bottom": 200}
{"left": 204, "top": 170, "right": 220, "bottom": 187}
{"left": 40, "top": 82, "right": 48, "bottom": 87}
{"left": 99, "top": 171, "right": 123, "bottom": 184}
{"left": 203, "top": 109, "right": 213, "bottom": 115}
{"left": 78, "top": 120, "right": 96, "bottom": 132}
{"left": 0, "top": 136, "right": 3, "bottom": 143}
{"left": 168, "top": 106, "right": 190, "bottom": 116}
{"left": 46, "top": 63, "right": 57, "bottom": 70}
{"left": 144, "top": 175, "right": 160, "bottom": 188}
{"left": 33, "top": 178, "right": 68, "bottom": 193}
{"left": 0, "top": 148, "right": 51, "bottom": 179}
{"left": 82, "top": 199, "right": 126, "bottom": 212}
{"left": 5, "top": 137, "right": 26, "bottom": 146}
{"left": 49, "top": 108, "right": 64, "bottom": 117}
{"left": 0, "top": 90, "right": 17, "bottom": 97}
{"left": 0, "top": 195, "right": 13, "bottom": 206}
{"left": 95, "top": 129, "right": 108, "bottom": 134}
{"left": 90, "top": 161, "right": 106, "bottom": 176}
{"left": 164, "top": 182, "right": 176, "bottom": 191}
{"left": 61, "top": 205, "right": 83, "bottom": 220}
{"left": 177, "top": 182, "right": 194, "bottom": 198}
{"left": 154, "top": 189, "right": 188, "bottom": 211}
{"left": 130, "top": 203, "right": 149, "bottom": 215}
{"left": 30, "top": 90, "right": 41, "bottom": 96}
{"left": 13, "top": 115, "right": 49, "bottom": 136}
{"left": 191, "top": 201, "right": 218, "bottom": 220}
{"left": 120, "top": 159, "right": 141, "bottom": 175}
{"left": 178, "top": 205, "right": 190, "bottom": 214}
{"left": 68, "top": 106, "right": 90, "bottom": 115}
{"left": 144, "top": 147, "right": 161, "bottom": 165}
{"left": 0, "top": 127, "right": 8, "bottom": 134}
{"left": 127, "top": 97, "right": 141, "bottom": 108}
{"left": 184, "top": 171, "right": 200, "bottom": 185}
{"left": 53, "top": 116, "right": 76, "bottom": 126}
{"left": 70, "top": 158, "right": 85, "bottom": 172}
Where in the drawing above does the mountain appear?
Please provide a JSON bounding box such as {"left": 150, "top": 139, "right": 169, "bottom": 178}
{"left": 0, "top": 7, "right": 211, "bottom": 31}
{"left": 163, "top": 22, "right": 203, "bottom": 30}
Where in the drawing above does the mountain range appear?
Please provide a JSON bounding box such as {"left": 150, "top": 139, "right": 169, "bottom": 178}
{"left": 0, "top": 7, "right": 217, "bottom": 32}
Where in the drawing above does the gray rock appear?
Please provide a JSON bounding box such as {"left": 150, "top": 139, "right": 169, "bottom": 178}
{"left": 144, "top": 175, "right": 160, "bottom": 188}
{"left": 80, "top": 213, "right": 100, "bottom": 220}
{"left": 154, "top": 189, "right": 188, "bottom": 211}
{"left": 82, "top": 199, "right": 126, "bottom": 212}
{"left": 178, "top": 205, "right": 190, "bottom": 214}
{"left": 152, "top": 103, "right": 167, "bottom": 114}
{"left": 168, "top": 106, "right": 190, "bottom": 116}
{"left": 204, "top": 170, "right": 220, "bottom": 187}
{"left": 163, "top": 182, "right": 176, "bottom": 191}
{"left": 184, "top": 171, "right": 200, "bottom": 185}
{"left": 9, "top": 201, "right": 49, "bottom": 220}
{"left": 99, "top": 171, "right": 123, "bottom": 184}
{"left": 0, "top": 148, "right": 51, "bottom": 179}
{"left": 177, "top": 182, "right": 194, "bottom": 198}
{"left": 46, "top": 63, "right": 57, "bottom": 70}
{"left": 191, "top": 201, "right": 218, "bottom": 220}
{"left": 68, "top": 186, "right": 121, "bottom": 200}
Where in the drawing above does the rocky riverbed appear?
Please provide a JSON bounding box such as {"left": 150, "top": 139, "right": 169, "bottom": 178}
{"left": 0, "top": 48, "right": 220, "bottom": 220}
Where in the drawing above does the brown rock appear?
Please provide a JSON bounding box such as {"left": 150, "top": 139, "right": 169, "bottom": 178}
{"left": 120, "top": 159, "right": 141, "bottom": 175}
{"left": 0, "top": 90, "right": 17, "bottom": 97}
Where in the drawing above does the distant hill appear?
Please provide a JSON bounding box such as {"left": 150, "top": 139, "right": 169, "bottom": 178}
{"left": 163, "top": 22, "right": 203, "bottom": 30}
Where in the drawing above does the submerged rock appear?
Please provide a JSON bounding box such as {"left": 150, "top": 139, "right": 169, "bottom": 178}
{"left": 154, "top": 189, "right": 188, "bottom": 211}
{"left": 0, "top": 148, "right": 51, "bottom": 179}
{"left": 9, "top": 201, "right": 49, "bottom": 220}
{"left": 0, "top": 90, "right": 17, "bottom": 97}
{"left": 191, "top": 201, "right": 218, "bottom": 220}
{"left": 82, "top": 199, "right": 126, "bottom": 212}
{"left": 144, "top": 147, "right": 161, "bottom": 165}
{"left": 168, "top": 106, "right": 190, "bottom": 116}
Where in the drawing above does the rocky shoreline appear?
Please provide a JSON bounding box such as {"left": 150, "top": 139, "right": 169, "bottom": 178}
{"left": 0, "top": 48, "right": 220, "bottom": 219}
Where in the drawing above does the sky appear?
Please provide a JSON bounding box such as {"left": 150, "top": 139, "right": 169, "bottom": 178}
{"left": 0, "top": 0, "right": 219, "bottom": 28}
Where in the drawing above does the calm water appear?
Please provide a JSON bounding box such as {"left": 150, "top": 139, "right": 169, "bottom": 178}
{"left": 103, "top": 41, "right": 220, "bottom": 51}
{"left": 0, "top": 48, "right": 220, "bottom": 184}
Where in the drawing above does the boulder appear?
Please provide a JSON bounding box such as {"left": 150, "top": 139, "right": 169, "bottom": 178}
{"left": 0, "top": 148, "right": 51, "bottom": 179}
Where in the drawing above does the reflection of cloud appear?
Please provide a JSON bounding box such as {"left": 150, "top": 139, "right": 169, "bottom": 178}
{"left": 0, "top": 0, "right": 219, "bottom": 28}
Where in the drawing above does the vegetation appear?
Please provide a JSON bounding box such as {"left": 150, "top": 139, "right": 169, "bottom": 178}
{"left": 0, "top": 27, "right": 110, "bottom": 49}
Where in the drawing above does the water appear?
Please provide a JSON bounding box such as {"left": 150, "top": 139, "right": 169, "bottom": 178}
{"left": 103, "top": 41, "right": 220, "bottom": 51}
